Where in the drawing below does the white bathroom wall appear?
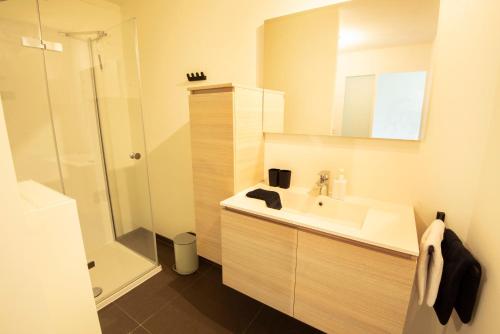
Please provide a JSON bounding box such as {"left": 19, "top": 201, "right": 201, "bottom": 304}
{"left": 266, "top": 0, "right": 500, "bottom": 333}
{"left": 120, "top": 0, "right": 350, "bottom": 238}
{"left": 122, "top": 0, "right": 500, "bottom": 332}
{"left": 268, "top": 1, "right": 500, "bottom": 330}
{"left": 267, "top": 0, "right": 500, "bottom": 238}
{"left": 459, "top": 77, "right": 500, "bottom": 334}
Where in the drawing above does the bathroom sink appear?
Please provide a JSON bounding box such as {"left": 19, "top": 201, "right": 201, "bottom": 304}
{"left": 279, "top": 191, "right": 368, "bottom": 229}
{"left": 220, "top": 183, "right": 419, "bottom": 256}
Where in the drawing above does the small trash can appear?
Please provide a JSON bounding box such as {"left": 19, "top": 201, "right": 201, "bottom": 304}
{"left": 172, "top": 232, "right": 199, "bottom": 275}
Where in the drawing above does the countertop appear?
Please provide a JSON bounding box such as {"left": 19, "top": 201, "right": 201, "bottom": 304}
{"left": 220, "top": 184, "right": 419, "bottom": 257}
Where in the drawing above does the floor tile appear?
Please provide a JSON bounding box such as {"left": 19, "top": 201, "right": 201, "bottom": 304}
{"left": 117, "top": 227, "right": 156, "bottom": 262}
{"left": 114, "top": 243, "right": 212, "bottom": 323}
{"left": 245, "top": 305, "right": 324, "bottom": 334}
{"left": 98, "top": 304, "right": 139, "bottom": 334}
{"left": 100, "top": 239, "right": 320, "bottom": 334}
{"left": 130, "top": 325, "right": 152, "bottom": 333}
{"left": 156, "top": 242, "right": 176, "bottom": 267}
{"left": 142, "top": 266, "right": 262, "bottom": 334}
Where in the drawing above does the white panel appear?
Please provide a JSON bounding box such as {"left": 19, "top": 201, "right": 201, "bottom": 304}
{"left": 342, "top": 74, "right": 375, "bottom": 137}
{"left": 372, "top": 71, "right": 427, "bottom": 140}
{"left": 19, "top": 181, "right": 101, "bottom": 334}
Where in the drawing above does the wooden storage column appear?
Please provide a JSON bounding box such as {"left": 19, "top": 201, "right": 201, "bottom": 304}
{"left": 189, "top": 84, "right": 264, "bottom": 264}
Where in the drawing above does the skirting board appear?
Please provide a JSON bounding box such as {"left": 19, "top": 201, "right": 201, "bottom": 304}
{"left": 96, "top": 264, "right": 162, "bottom": 311}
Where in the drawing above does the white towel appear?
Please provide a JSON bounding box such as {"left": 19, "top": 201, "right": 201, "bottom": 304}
{"left": 417, "top": 219, "right": 445, "bottom": 306}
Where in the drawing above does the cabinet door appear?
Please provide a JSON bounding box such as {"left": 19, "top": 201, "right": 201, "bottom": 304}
{"left": 294, "top": 230, "right": 416, "bottom": 334}
{"left": 190, "top": 92, "right": 234, "bottom": 264}
{"left": 221, "top": 209, "right": 297, "bottom": 315}
{"left": 233, "top": 87, "right": 264, "bottom": 192}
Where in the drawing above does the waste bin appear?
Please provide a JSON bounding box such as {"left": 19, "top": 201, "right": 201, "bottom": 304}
{"left": 172, "top": 232, "right": 198, "bottom": 275}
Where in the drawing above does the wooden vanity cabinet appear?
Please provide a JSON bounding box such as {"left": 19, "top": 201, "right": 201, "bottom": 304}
{"left": 220, "top": 209, "right": 297, "bottom": 315}
{"left": 220, "top": 209, "right": 417, "bottom": 333}
{"left": 294, "top": 230, "right": 416, "bottom": 333}
{"left": 189, "top": 84, "right": 264, "bottom": 264}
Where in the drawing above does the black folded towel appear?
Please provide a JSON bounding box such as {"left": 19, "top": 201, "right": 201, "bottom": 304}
{"left": 434, "top": 229, "right": 481, "bottom": 324}
{"left": 246, "top": 189, "right": 282, "bottom": 210}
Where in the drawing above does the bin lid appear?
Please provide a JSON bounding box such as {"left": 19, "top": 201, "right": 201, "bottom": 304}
{"left": 174, "top": 232, "right": 196, "bottom": 245}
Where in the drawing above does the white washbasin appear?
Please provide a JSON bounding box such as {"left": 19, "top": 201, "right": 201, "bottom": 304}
{"left": 278, "top": 190, "right": 368, "bottom": 229}
{"left": 220, "top": 183, "right": 419, "bottom": 256}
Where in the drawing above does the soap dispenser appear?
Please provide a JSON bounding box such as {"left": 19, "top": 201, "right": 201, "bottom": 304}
{"left": 333, "top": 169, "right": 347, "bottom": 200}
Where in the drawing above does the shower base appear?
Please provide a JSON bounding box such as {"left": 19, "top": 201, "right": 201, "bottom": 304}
{"left": 88, "top": 241, "right": 161, "bottom": 310}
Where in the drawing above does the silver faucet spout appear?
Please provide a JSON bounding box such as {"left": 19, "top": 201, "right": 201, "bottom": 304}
{"left": 311, "top": 170, "right": 330, "bottom": 196}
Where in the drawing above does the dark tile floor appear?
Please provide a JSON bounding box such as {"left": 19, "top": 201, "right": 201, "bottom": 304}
{"left": 98, "top": 238, "right": 322, "bottom": 334}
{"left": 117, "top": 227, "right": 156, "bottom": 262}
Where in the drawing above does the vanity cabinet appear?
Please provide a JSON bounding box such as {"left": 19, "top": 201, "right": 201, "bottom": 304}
{"left": 220, "top": 209, "right": 417, "bottom": 333}
{"left": 189, "top": 84, "right": 264, "bottom": 264}
{"left": 220, "top": 209, "right": 297, "bottom": 315}
{"left": 294, "top": 230, "right": 416, "bottom": 333}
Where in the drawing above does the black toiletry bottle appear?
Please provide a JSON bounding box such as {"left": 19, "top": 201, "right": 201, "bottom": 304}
{"left": 268, "top": 168, "right": 280, "bottom": 187}
{"left": 279, "top": 170, "right": 291, "bottom": 189}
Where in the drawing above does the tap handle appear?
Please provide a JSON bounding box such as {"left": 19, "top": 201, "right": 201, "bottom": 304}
{"left": 318, "top": 170, "right": 330, "bottom": 181}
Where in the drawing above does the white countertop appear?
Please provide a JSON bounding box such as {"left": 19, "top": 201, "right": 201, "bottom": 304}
{"left": 221, "top": 184, "right": 419, "bottom": 256}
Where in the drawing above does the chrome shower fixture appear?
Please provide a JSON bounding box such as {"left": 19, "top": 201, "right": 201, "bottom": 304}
{"left": 61, "top": 30, "right": 108, "bottom": 41}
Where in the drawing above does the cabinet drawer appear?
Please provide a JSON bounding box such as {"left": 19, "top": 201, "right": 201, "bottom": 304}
{"left": 294, "top": 230, "right": 416, "bottom": 333}
{"left": 220, "top": 209, "right": 297, "bottom": 315}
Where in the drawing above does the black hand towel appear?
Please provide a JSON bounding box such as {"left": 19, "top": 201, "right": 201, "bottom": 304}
{"left": 246, "top": 189, "right": 282, "bottom": 210}
{"left": 433, "top": 229, "right": 481, "bottom": 325}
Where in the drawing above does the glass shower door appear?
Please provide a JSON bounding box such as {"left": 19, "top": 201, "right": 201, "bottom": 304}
{"left": 4, "top": 0, "right": 158, "bottom": 305}
{"left": 91, "top": 19, "right": 157, "bottom": 262}
{"left": 0, "top": 0, "right": 63, "bottom": 192}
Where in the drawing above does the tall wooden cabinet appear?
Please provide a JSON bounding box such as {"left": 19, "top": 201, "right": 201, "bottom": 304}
{"left": 189, "top": 84, "right": 264, "bottom": 264}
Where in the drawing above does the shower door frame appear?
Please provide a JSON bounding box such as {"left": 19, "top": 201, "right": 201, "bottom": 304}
{"left": 86, "top": 19, "right": 158, "bottom": 263}
{"left": 86, "top": 37, "right": 118, "bottom": 241}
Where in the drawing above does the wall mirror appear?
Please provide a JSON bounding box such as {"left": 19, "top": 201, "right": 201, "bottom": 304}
{"left": 262, "top": 0, "right": 440, "bottom": 140}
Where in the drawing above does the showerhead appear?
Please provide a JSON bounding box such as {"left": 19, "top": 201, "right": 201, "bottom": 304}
{"left": 61, "top": 30, "right": 108, "bottom": 41}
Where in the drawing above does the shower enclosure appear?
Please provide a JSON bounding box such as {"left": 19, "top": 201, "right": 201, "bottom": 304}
{"left": 0, "top": 0, "right": 159, "bottom": 308}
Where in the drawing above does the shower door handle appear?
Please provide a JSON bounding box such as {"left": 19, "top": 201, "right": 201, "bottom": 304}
{"left": 129, "top": 152, "right": 142, "bottom": 160}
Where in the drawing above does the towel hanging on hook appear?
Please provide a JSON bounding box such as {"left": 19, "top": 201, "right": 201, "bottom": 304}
{"left": 433, "top": 228, "right": 482, "bottom": 324}
{"left": 417, "top": 214, "right": 446, "bottom": 306}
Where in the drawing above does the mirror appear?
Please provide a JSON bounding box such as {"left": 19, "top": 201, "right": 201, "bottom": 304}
{"left": 262, "top": 0, "right": 440, "bottom": 140}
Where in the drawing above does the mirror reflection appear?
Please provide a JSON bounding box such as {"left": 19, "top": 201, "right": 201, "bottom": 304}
{"left": 262, "top": 0, "right": 440, "bottom": 140}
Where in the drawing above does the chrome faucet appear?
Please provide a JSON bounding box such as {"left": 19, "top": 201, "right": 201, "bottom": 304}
{"left": 311, "top": 170, "right": 330, "bottom": 196}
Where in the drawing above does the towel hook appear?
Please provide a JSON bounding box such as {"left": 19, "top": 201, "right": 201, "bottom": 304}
{"left": 436, "top": 211, "right": 446, "bottom": 222}
{"left": 428, "top": 211, "right": 446, "bottom": 255}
